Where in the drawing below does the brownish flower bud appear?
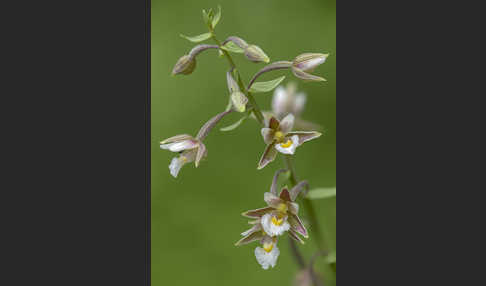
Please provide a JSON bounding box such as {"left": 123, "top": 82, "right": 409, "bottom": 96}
{"left": 172, "top": 55, "right": 196, "bottom": 75}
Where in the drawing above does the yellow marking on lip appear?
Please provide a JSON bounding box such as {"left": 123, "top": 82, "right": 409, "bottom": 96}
{"left": 280, "top": 139, "right": 293, "bottom": 148}
{"left": 263, "top": 242, "right": 274, "bottom": 253}
{"left": 271, "top": 216, "right": 284, "bottom": 226}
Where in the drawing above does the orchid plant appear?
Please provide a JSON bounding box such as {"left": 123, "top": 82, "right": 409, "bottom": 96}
{"left": 160, "top": 6, "right": 335, "bottom": 286}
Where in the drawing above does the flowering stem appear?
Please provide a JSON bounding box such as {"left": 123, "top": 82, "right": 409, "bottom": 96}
{"left": 284, "top": 155, "right": 324, "bottom": 285}
{"left": 284, "top": 155, "right": 336, "bottom": 283}
{"left": 284, "top": 155, "right": 325, "bottom": 250}
{"left": 247, "top": 61, "right": 293, "bottom": 90}
{"left": 289, "top": 238, "right": 306, "bottom": 269}
{"left": 210, "top": 34, "right": 265, "bottom": 125}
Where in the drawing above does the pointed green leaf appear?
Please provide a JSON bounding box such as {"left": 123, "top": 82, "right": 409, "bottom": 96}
{"left": 221, "top": 41, "right": 245, "bottom": 54}
{"left": 220, "top": 114, "right": 248, "bottom": 131}
{"left": 202, "top": 9, "right": 210, "bottom": 25}
{"left": 248, "top": 76, "right": 286, "bottom": 93}
{"left": 212, "top": 5, "right": 221, "bottom": 28}
{"left": 180, "top": 33, "right": 212, "bottom": 43}
{"left": 306, "top": 187, "right": 336, "bottom": 200}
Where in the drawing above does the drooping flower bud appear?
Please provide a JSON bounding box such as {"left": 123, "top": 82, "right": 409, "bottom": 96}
{"left": 171, "top": 55, "right": 196, "bottom": 75}
{"left": 291, "top": 53, "right": 328, "bottom": 82}
{"left": 226, "top": 70, "right": 248, "bottom": 112}
{"left": 244, "top": 45, "right": 270, "bottom": 63}
{"left": 292, "top": 53, "right": 328, "bottom": 72}
{"left": 231, "top": 91, "right": 248, "bottom": 112}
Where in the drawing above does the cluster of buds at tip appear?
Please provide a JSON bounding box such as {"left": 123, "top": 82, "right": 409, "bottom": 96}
{"left": 291, "top": 53, "right": 329, "bottom": 82}
{"left": 226, "top": 70, "right": 248, "bottom": 112}
{"left": 258, "top": 113, "right": 321, "bottom": 169}
{"left": 225, "top": 36, "right": 270, "bottom": 63}
{"left": 236, "top": 170, "right": 309, "bottom": 269}
{"left": 160, "top": 134, "right": 207, "bottom": 177}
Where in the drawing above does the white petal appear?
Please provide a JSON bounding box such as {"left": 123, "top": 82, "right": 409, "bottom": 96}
{"left": 261, "top": 213, "right": 290, "bottom": 236}
{"left": 272, "top": 86, "right": 289, "bottom": 117}
{"left": 160, "top": 140, "right": 197, "bottom": 152}
{"left": 275, "top": 135, "right": 299, "bottom": 155}
{"left": 293, "top": 93, "right": 307, "bottom": 115}
{"left": 255, "top": 245, "right": 280, "bottom": 270}
{"left": 279, "top": 114, "right": 295, "bottom": 133}
{"left": 300, "top": 55, "right": 327, "bottom": 71}
{"left": 168, "top": 157, "right": 183, "bottom": 178}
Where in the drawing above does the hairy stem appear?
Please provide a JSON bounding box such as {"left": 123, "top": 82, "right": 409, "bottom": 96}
{"left": 210, "top": 34, "right": 265, "bottom": 125}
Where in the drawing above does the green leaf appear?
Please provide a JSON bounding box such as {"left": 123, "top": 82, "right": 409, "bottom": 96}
{"left": 202, "top": 9, "right": 210, "bottom": 25}
{"left": 326, "top": 251, "right": 336, "bottom": 264}
{"left": 248, "top": 76, "right": 286, "bottom": 93}
{"left": 306, "top": 187, "right": 336, "bottom": 200}
{"left": 221, "top": 41, "right": 245, "bottom": 54}
{"left": 212, "top": 6, "right": 221, "bottom": 28}
{"left": 220, "top": 114, "right": 248, "bottom": 131}
{"left": 180, "top": 33, "right": 212, "bottom": 43}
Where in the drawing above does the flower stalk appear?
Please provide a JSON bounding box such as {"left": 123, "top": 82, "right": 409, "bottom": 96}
{"left": 210, "top": 34, "right": 265, "bottom": 125}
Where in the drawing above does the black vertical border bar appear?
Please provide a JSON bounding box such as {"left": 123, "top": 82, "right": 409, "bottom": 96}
{"left": 145, "top": 0, "right": 151, "bottom": 285}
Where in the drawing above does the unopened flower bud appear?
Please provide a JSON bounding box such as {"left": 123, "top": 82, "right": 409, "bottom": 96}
{"left": 226, "top": 70, "right": 240, "bottom": 93}
{"left": 231, "top": 91, "right": 248, "bottom": 112}
{"left": 172, "top": 55, "right": 196, "bottom": 75}
{"left": 292, "top": 53, "right": 328, "bottom": 72}
{"left": 244, "top": 45, "right": 270, "bottom": 63}
{"left": 226, "top": 70, "right": 248, "bottom": 112}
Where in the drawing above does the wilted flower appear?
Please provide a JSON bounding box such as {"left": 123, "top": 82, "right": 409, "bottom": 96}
{"left": 160, "top": 134, "right": 207, "bottom": 177}
{"left": 258, "top": 114, "right": 321, "bottom": 169}
{"left": 291, "top": 53, "right": 328, "bottom": 82}
{"left": 172, "top": 55, "right": 196, "bottom": 75}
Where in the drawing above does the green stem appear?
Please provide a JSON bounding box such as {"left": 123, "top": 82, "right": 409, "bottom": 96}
{"left": 284, "top": 154, "right": 337, "bottom": 285}
{"left": 284, "top": 155, "right": 325, "bottom": 251}
{"left": 210, "top": 34, "right": 265, "bottom": 125}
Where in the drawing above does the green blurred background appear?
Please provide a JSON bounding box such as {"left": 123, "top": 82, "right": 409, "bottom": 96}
{"left": 151, "top": 0, "right": 335, "bottom": 285}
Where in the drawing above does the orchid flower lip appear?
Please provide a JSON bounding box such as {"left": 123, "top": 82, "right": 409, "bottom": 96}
{"left": 275, "top": 135, "right": 299, "bottom": 155}
{"left": 261, "top": 213, "right": 290, "bottom": 236}
{"left": 255, "top": 244, "right": 279, "bottom": 270}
